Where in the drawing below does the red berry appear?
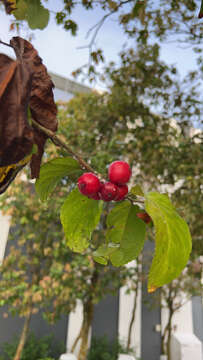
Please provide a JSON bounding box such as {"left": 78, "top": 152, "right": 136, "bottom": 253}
{"left": 100, "top": 182, "right": 118, "bottom": 201}
{"left": 77, "top": 173, "right": 101, "bottom": 196}
{"left": 108, "top": 161, "right": 131, "bottom": 185}
{"left": 114, "top": 184, "right": 128, "bottom": 201}
{"left": 88, "top": 192, "right": 101, "bottom": 200}
{"left": 136, "top": 212, "right": 152, "bottom": 224}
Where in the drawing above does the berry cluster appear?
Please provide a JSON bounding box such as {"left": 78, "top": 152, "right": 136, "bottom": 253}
{"left": 77, "top": 161, "right": 131, "bottom": 202}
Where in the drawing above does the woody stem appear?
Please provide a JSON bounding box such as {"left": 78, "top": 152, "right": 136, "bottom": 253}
{"left": 31, "top": 119, "right": 96, "bottom": 174}
{"left": 0, "top": 39, "right": 13, "bottom": 48}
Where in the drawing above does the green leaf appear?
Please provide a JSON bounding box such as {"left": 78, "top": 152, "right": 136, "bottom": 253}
{"left": 93, "top": 243, "right": 119, "bottom": 265}
{"left": 132, "top": 0, "right": 145, "bottom": 17}
{"left": 145, "top": 192, "right": 192, "bottom": 292}
{"left": 93, "top": 256, "right": 108, "bottom": 265}
{"left": 130, "top": 184, "right": 144, "bottom": 197}
{"left": 60, "top": 188, "right": 103, "bottom": 252}
{"left": 26, "top": 0, "right": 49, "bottom": 30}
{"left": 106, "top": 202, "right": 146, "bottom": 266}
{"left": 35, "top": 157, "right": 82, "bottom": 201}
{"left": 14, "top": 0, "right": 28, "bottom": 20}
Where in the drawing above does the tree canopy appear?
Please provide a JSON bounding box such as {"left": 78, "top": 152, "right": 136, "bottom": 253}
{"left": 1, "top": 0, "right": 203, "bottom": 78}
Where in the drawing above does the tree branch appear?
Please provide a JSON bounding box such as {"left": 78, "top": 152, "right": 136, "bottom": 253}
{"left": 31, "top": 119, "right": 96, "bottom": 174}
{"left": 0, "top": 39, "right": 13, "bottom": 48}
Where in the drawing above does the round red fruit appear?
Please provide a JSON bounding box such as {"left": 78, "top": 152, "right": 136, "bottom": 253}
{"left": 114, "top": 184, "right": 128, "bottom": 201}
{"left": 136, "top": 212, "right": 152, "bottom": 224}
{"left": 77, "top": 173, "right": 101, "bottom": 196}
{"left": 100, "top": 182, "right": 118, "bottom": 202}
{"left": 88, "top": 192, "right": 101, "bottom": 200}
{"left": 108, "top": 161, "right": 132, "bottom": 185}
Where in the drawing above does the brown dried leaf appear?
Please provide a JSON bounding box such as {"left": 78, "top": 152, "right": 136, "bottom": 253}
{"left": 0, "top": 36, "right": 57, "bottom": 192}
{"left": 0, "top": 53, "right": 34, "bottom": 167}
{"left": 10, "top": 36, "right": 58, "bottom": 178}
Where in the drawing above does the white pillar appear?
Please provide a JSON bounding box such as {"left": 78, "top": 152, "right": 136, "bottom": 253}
{"left": 161, "top": 298, "right": 194, "bottom": 337}
{"left": 0, "top": 211, "right": 10, "bottom": 264}
{"left": 171, "top": 332, "right": 202, "bottom": 360}
{"left": 66, "top": 300, "right": 92, "bottom": 357}
{"left": 118, "top": 260, "right": 141, "bottom": 358}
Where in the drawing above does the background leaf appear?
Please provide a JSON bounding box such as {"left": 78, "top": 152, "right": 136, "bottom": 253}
{"left": 106, "top": 201, "right": 146, "bottom": 266}
{"left": 26, "top": 0, "right": 49, "bottom": 30}
{"left": 145, "top": 192, "right": 192, "bottom": 292}
{"left": 60, "top": 188, "right": 103, "bottom": 252}
{"left": 13, "top": 0, "right": 27, "bottom": 20}
{"left": 130, "top": 184, "right": 144, "bottom": 197}
{"left": 35, "top": 157, "right": 82, "bottom": 201}
{"left": 93, "top": 243, "right": 119, "bottom": 265}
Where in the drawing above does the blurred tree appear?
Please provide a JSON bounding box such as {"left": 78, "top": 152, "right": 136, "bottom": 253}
{"left": 0, "top": 175, "right": 130, "bottom": 360}
{"left": 160, "top": 261, "right": 202, "bottom": 360}
{"left": 0, "top": 178, "right": 75, "bottom": 360}
{"left": 0, "top": 25, "right": 202, "bottom": 360}
{"left": 0, "top": 0, "right": 203, "bottom": 77}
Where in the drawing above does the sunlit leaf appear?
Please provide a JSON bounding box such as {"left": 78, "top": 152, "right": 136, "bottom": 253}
{"left": 106, "top": 201, "right": 146, "bottom": 266}
{"left": 130, "top": 184, "right": 144, "bottom": 197}
{"left": 60, "top": 188, "right": 103, "bottom": 252}
{"left": 35, "top": 157, "right": 82, "bottom": 201}
{"left": 145, "top": 192, "right": 192, "bottom": 292}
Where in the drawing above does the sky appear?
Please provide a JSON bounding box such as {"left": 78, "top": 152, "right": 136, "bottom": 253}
{"left": 0, "top": 1, "right": 199, "bottom": 90}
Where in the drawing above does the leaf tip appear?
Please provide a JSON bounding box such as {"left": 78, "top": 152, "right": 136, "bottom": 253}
{"left": 148, "top": 285, "right": 157, "bottom": 293}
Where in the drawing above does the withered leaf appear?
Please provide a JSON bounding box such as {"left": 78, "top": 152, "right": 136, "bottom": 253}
{"left": 0, "top": 36, "right": 57, "bottom": 192}
{"left": 0, "top": 53, "right": 34, "bottom": 167}
{"left": 10, "top": 37, "right": 58, "bottom": 178}
{"left": 0, "top": 154, "right": 31, "bottom": 194}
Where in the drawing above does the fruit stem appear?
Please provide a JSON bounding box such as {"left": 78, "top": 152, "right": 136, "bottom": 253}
{"left": 31, "top": 118, "right": 96, "bottom": 174}
{"left": 126, "top": 195, "right": 144, "bottom": 204}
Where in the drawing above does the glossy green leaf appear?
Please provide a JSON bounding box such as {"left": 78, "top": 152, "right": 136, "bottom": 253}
{"left": 106, "top": 201, "right": 146, "bottom": 266}
{"left": 145, "top": 192, "right": 192, "bottom": 292}
{"left": 35, "top": 157, "right": 82, "bottom": 201}
{"left": 130, "top": 184, "right": 144, "bottom": 197}
{"left": 26, "top": 0, "right": 49, "bottom": 29}
{"left": 60, "top": 188, "right": 103, "bottom": 252}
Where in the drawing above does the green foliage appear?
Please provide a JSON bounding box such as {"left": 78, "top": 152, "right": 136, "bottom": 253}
{"left": 130, "top": 185, "right": 144, "bottom": 197}
{"left": 105, "top": 202, "right": 146, "bottom": 266}
{"left": 14, "top": 0, "right": 27, "bottom": 20}
{"left": 13, "top": 0, "right": 49, "bottom": 29}
{"left": 60, "top": 188, "right": 103, "bottom": 252}
{"left": 35, "top": 157, "right": 82, "bottom": 201}
{"left": 2, "top": 0, "right": 202, "bottom": 78}
{"left": 87, "top": 336, "right": 133, "bottom": 360}
{"left": 145, "top": 192, "right": 192, "bottom": 292}
{"left": 25, "top": 0, "right": 49, "bottom": 30}
{"left": 0, "top": 333, "right": 65, "bottom": 360}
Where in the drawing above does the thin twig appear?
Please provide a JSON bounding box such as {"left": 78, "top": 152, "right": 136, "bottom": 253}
{"left": 126, "top": 195, "right": 144, "bottom": 204}
{"left": 31, "top": 119, "right": 96, "bottom": 174}
{"left": 0, "top": 39, "right": 13, "bottom": 48}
